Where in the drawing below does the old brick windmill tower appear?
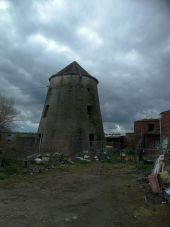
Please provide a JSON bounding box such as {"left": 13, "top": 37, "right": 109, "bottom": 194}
{"left": 37, "top": 61, "right": 104, "bottom": 155}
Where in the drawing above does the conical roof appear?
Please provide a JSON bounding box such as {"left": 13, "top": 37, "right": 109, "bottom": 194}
{"left": 49, "top": 61, "right": 98, "bottom": 82}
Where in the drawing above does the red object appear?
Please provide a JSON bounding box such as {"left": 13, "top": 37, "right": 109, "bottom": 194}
{"left": 148, "top": 174, "right": 162, "bottom": 193}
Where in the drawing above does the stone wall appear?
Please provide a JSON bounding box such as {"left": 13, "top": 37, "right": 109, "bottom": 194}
{"left": 37, "top": 74, "right": 104, "bottom": 155}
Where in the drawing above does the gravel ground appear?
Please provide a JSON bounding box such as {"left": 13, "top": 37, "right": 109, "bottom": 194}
{"left": 0, "top": 163, "right": 169, "bottom": 227}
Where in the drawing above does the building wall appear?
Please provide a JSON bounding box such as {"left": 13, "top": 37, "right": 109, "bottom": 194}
{"left": 0, "top": 132, "right": 36, "bottom": 158}
{"left": 126, "top": 120, "right": 160, "bottom": 152}
{"left": 134, "top": 119, "right": 160, "bottom": 134}
{"left": 125, "top": 133, "right": 139, "bottom": 149}
{"left": 105, "top": 135, "right": 126, "bottom": 151}
{"left": 37, "top": 74, "right": 104, "bottom": 155}
{"left": 161, "top": 110, "right": 170, "bottom": 139}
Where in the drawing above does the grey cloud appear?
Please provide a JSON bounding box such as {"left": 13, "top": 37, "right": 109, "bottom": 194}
{"left": 0, "top": 0, "right": 170, "bottom": 133}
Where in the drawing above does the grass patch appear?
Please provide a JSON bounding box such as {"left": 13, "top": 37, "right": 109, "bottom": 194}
{"left": 0, "top": 173, "right": 8, "bottom": 180}
{"left": 0, "top": 159, "right": 25, "bottom": 176}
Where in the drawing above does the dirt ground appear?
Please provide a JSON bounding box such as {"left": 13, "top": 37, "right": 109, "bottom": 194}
{"left": 0, "top": 163, "right": 169, "bottom": 227}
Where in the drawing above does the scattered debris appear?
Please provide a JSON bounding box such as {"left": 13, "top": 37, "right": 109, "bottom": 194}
{"left": 139, "top": 152, "right": 170, "bottom": 205}
{"left": 94, "top": 156, "right": 99, "bottom": 161}
{"left": 148, "top": 173, "right": 162, "bottom": 193}
{"left": 26, "top": 153, "right": 42, "bottom": 161}
{"left": 164, "top": 188, "right": 170, "bottom": 204}
{"left": 120, "top": 152, "right": 127, "bottom": 161}
{"left": 99, "top": 151, "right": 110, "bottom": 161}
{"left": 138, "top": 176, "right": 164, "bottom": 204}
{"left": 153, "top": 154, "right": 164, "bottom": 174}
{"left": 34, "top": 158, "right": 42, "bottom": 164}
{"left": 64, "top": 215, "right": 78, "bottom": 224}
{"left": 160, "top": 171, "right": 170, "bottom": 185}
{"left": 74, "top": 156, "right": 91, "bottom": 163}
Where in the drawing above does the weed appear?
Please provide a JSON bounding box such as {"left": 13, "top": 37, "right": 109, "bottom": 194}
{"left": 0, "top": 173, "right": 8, "bottom": 180}
{"left": 135, "top": 162, "right": 153, "bottom": 174}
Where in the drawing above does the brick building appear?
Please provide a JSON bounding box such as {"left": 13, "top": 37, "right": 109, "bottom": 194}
{"left": 134, "top": 119, "right": 160, "bottom": 150}
{"left": 126, "top": 119, "right": 160, "bottom": 153}
{"left": 134, "top": 119, "right": 160, "bottom": 134}
{"left": 126, "top": 110, "right": 170, "bottom": 152}
{"left": 160, "top": 110, "right": 170, "bottom": 149}
{"left": 105, "top": 134, "right": 126, "bottom": 151}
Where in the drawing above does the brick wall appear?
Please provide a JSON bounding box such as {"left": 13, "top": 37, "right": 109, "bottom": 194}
{"left": 134, "top": 119, "right": 160, "bottom": 134}
{"left": 161, "top": 110, "right": 170, "bottom": 139}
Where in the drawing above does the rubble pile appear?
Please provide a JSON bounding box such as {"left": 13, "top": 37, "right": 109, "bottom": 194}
{"left": 138, "top": 176, "right": 164, "bottom": 204}
{"left": 24, "top": 150, "right": 111, "bottom": 175}
{"left": 139, "top": 152, "right": 170, "bottom": 205}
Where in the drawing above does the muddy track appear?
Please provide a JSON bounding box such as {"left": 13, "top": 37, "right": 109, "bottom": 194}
{"left": 0, "top": 164, "right": 169, "bottom": 227}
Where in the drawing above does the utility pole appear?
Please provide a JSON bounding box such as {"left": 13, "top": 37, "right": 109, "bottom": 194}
{"left": 159, "top": 115, "right": 162, "bottom": 151}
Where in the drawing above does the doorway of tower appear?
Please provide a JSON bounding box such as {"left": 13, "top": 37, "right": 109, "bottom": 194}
{"left": 38, "top": 133, "right": 43, "bottom": 151}
{"left": 89, "top": 133, "right": 95, "bottom": 148}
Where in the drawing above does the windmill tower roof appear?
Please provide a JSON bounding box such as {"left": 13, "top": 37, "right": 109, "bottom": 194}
{"left": 49, "top": 61, "right": 98, "bottom": 83}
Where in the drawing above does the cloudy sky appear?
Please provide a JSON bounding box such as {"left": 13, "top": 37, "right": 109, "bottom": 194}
{"left": 0, "top": 0, "right": 170, "bottom": 134}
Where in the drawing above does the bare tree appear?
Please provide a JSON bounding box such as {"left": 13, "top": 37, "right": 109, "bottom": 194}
{"left": 0, "top": 94, "right": 17, "bottom": 131}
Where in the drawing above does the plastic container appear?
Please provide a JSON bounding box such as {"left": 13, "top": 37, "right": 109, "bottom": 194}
{"left": 164, "top": 188, "right": 170, "bottom": 204}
